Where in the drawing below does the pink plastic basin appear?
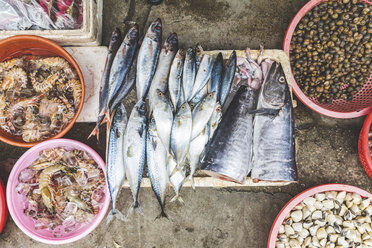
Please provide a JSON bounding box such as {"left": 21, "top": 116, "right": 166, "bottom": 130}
{"left": 6, "top": 139, "right": 110, "bottom": 245}
{"left": 283, "top": 0, "right": 372, "bottom": 118}
{"left": 268, "top": 184, "right": 372, "bottom": 247}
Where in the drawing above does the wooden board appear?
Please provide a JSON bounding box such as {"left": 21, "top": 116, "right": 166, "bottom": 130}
{"left": 69, "top": 48, "right": 296, "bottom": 187}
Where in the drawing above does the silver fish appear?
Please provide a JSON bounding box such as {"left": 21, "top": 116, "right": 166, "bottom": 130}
{"left": 191, "top": 92, "right": 216, "bottom": 140}
{"left": 152, "top": 90, "right": 173, "bottom": 153}
{"left": 168, "top": 49, "right": 185, "bottom": 111}
{"left": 136, "top": 18, "right": 162, "bottom": 100}
{"left": 208, "top": 102, "right": 222, "bottom": 140}
{"left": 190, "top": 82, "right": 208, "bottom": 106}
{"left": 182, "top": 48, "right": 196, "bottom": 102}
{"left": 210, "top": 53, "right": 223, "bottom": 101}
{"left": 190, "top": 54, "right": 214, "bottom": 100}
{"left": 188, "top": 125, "right": 209, "bottom": 189}
{"left": 201, "top": 85, "right": 257, "bottom": 184}
{"left": 220, "top": 51, "right": 236, "bottom": 107}
{"left": 89, "top": 28, "right": 122, "bottom": 141}
{"left": 251, "top": 62, "right": 297, "bottom": 182}
{"left": 123, "top": 99, "right": 147, "bottom": 215}
{"left": 170, "top": 102, "right": 192, "bottom": 165}
{"left": 109, "top": 56, "right": 137, "bottom": 115}
{"left": 148, "top": 33, "right": 178, "bottom": 112}
{"left": 106, "top": 25, "right": 139, "bottom": 121}
{"left": 106, "top": 103, "right": 128, "bottom": 223}
{"left": 146, "top": 118, "right": 169, "bottom": 218}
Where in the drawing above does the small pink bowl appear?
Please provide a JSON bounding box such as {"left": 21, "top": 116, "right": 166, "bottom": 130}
{"left": 6, "top": 138, "right": 110, "bottom": 244}
{"left": 268, "top": 184, "right": 372, "bottom": 248}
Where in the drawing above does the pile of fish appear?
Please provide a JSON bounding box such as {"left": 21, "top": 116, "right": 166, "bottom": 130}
{"left": 89, "top": 18, "right": 298, "bottom": 221}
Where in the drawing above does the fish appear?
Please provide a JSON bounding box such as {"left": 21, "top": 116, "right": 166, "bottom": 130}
{"left": 220, "top": 51, "right": 237, "bottom": 107}
{"left": 152, "top": 90, "right": 173, "bottom": 153}
{"left": 191, "top": 92, "right": 216, "bottom": 140}
{"left": 251, "top": 62, "right": 297, "bottom": 182}
{"left": 190, "top": 54, "right": 214, "bottom": 100}
{"left": 109, "top": 56, "right": 137, "bottom": 115}
{"left": 105, "top": 25, "right": 139, "bottom": 123}
{"left": 148, "top": 33, "right": 178, "bottom": 112}
{"left": 168, "top": 49, "right": 185, "bottom": 111}
{"left": 170, "top": 102, "right": 192, "bottom": 165}
{"left": 123, "top": 99, "right": 147, "bottom": 215}
{"left": 210, "top": 53, "right": 223, "bottom": 101}
{"left": 195, "top": 44, "right": 203, "bottom": 71}
{"left": 146, "top": 118, "right": 170, "bottom": 219}
{"left": 208, "top": 102, "right": 222, "bottom": 140}
{"left": 201, "top": 85, "right": 257, "bottom": 184}
{"left": 88, "top": 28, "right": 122, "bottom": 141}
{"left": 182, "top": 48, "right": 196, "bottom": 102}
{"left": 188, "top": 125, "right": 210, "bottom": 189}
{"left": 136, "top": 18, "right": 162, "bottom": 101}
{"left": 106, "top": 103, "right": 128, "bottom": 224}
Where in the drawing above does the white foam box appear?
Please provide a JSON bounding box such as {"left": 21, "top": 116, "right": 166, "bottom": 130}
{"left": 0, "top": 0, "right": 102, "bottom": 46}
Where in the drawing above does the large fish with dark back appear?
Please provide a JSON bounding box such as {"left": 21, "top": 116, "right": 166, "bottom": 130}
{"left": 105, "top": 25, "right": 139, "bottom": 123}
{"left": 201, "top": 85, "right": 257, "bottom": 184}
{"left": 251, "top": 62, "right": 297, "bottom": 183}
{"left": 136, "top": 18, "right": 162, "bottom": 101}
{"left": 106, "top": 103, "right": 127, "bottom": 223}
{"left": 88, "top": 28, "right": 122, "bottom": 140}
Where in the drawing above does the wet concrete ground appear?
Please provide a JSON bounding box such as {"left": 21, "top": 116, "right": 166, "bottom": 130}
{"left": 1, "top": 0, "right": 372, "bottom": 247}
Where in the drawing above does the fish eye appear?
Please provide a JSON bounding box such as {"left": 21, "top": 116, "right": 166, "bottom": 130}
{"left": 181, "top": 105, "right": 185, "bottom": 110}
{"left": 279, "top": 76, "right": 285, "bottom": 84}
{"left": 158, "top": 92, "right": 162, "bottom": 96}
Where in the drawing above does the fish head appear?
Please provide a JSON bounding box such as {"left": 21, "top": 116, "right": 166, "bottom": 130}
{"left": 125, "top": 24, "right": 139, "bottom": 46}
{"left": 109, "top": 28, "right": 122, "bottom": 49}
{"left": 147, "top": 18, "right": 162, "bottom": 42}
{"left": 204, "top": 92, "right": 217, "bottom": 106}
{"left": 215, "top": 52, "right": 223, "bottom": 64}
{"left": 177, "top": 102, "right": 191, "bottom": 117}
{"left": 164, "top": 33, "right": 178, "bottom": 53}
{"left": 262, "top": 62, "right": 287, "bottom": 108}
{"left": 195, "top": 44, "right": 204, "bottom": 57}
{"left": 135, "top": 99, "right": 147, "bottom": 116}
{"left": 185, "top": 47, "right": 195, "bottom": 61}
{"left": 148, "top": 117, "right": 156, "bottom": 132}
{"left": 176, "top": 49, "right": 186, "bottom": 59}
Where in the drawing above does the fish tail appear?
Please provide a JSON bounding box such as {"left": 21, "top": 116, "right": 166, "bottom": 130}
{"left": 170, "top": 194, "right": 184, "bottom": 204}
{"left": 127, "top": 201, "right": 144, "bottom": 217}
{"left": 106, "top": 208, "right": 128, "bottom": 224}
{"left": 155, "top": 210, "right": 172, "bottom": 221}
{"left": 188, "top": 175, "right": 196, "bottom": 191}
{"left": 87, "top": 125, "right": 99, "bottom": 141}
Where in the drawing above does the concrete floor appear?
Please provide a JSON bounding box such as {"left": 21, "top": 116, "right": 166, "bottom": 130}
{"left": 1, "top": 0, "right": 372, "bottom": 247}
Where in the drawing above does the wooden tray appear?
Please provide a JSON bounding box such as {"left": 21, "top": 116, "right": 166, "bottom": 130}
{"left": 71, "top": 48, "right": 296, "bottom": 187}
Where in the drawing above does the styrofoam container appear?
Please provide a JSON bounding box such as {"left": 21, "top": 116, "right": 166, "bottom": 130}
{"left": 6, "top": 139, "right": 110, "bottom": 244}
{"left": 268, "top": 184, "right": 372, "bottom": 247}
{"left": 0, "top": 0, "right": 102, "bottom": 46}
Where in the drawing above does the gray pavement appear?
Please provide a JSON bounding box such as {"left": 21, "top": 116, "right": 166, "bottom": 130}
{"left": 1, "top": 0, "right": 371, "bottom": 247}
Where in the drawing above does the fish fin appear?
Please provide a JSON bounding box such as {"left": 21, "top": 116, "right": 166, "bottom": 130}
{"left": 87, "top": 126, "right": 98, "bottom": 140}
{"left": 155, "top": 210, "right": 172, "bottom": 221}
{"left": 127, "top": 201, "right": 144, "bottom": 217}
{"left": 106, "top": 209, "right": 128, "bottom": 224}
{"left": 170, "top": 194, "right": 184, "bottom": 204}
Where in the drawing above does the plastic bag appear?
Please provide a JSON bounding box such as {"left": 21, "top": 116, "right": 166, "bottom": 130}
{"left": 0, "top": 0, "right": 83, "bottom": 30}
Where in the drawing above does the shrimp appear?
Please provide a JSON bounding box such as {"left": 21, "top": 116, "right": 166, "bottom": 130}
{"left": 63, "top": 79, "right": 82, "bottom": 109}
{"left": 39, "top": 164, "right": 65, "bottom": 213}
{"left": 64, "top": 190, "right": 93, "bottom": 213}
{"left": 30, "top": 71, "right": 60, "bottom": 93}
{"left": 1, "top": 67, "right": 28, "bottom": 90}
{"left": 0, "top": 58, "right": 24, "bottom": 78}
{"left": 36, "top": 57, "right": 76, "bottom": 80}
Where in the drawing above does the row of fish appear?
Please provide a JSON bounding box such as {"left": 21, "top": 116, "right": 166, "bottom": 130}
{"left": 90, "top": 17, "right": 297, "bottom": 222}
